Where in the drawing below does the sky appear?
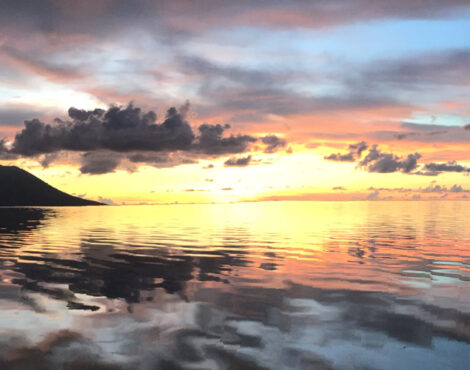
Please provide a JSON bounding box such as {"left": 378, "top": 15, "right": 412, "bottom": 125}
{"left": 1, "top": 0, "right": 470, "bottom": 204}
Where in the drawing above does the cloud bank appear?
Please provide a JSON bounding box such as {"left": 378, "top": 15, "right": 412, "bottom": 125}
{"left": 0, "top": 103, "right": 286, "bottom": 174}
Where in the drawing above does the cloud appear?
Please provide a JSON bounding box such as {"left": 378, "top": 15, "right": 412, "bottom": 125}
{"left": 359, "top": 145, "right": 421, "bottom": 173}
{"left": 97, "top": 196, "right": 116, "bottom": 205}
{"left": 184, "top": 188, "right": 208, "bottom": 192}
{"left": 347, "top": 50, "right": 470, "bottom": 96}
{"left": 412, "top": 170, "right": 440, "bottom": 176}
{"left": 7, "top": 103, "right": 259, "bottom": 157}
{"left": 324, "top": 152, "right": 355, "bottom": 162}
{"left": 0, "top": 45, "right": 84, "bottom": 83}
{"left": 369, "top": 183, "right": 470, "bottom": 195}
{"left": 193, "top": 123, "right": 257, "bottom": 155}
{"left": 0, "top": 106, "right": 52, "bottom": 127}
{"left": 421, "top": 184, "right": 470, "bottom": 193}
{"left": 348, "top": 141, "right": 368, "bottom": 156}
{"left": 2, "top": 0, "right": 469, "bottom": 40}
{"left": 1, "top": 2, "right": 469, "bottom": 146}
{"left": 10, "top": 103, "right": 197, "bottom": 155}
{"left": 325, "top": 141, "right": 422, "bottom": 173}
{"left": 177, "top": 55, "right": 409, "bottom": 123}
{"left": 224, "top": 155, "right": 252, "bottom": 167}
{"left": 366, "top": 190, "right": 379, "bottom": 200}
{"left": 324, "top": 141, "right": 470, "bottom": 177}
{"left": 1, "top": 103, "right": 288, "bottom": 173}
{"left": 39, "top": 153, "right": 59, "bottom": 168}
{"left": 423, "top": 161, "right": 470, "bottom": 173}
{"left": 465, "top": 124, "right": 470, "bottom": 130}
{"left": 79, "top": 151, "right": 120, "bottom": 174}
{"left": 371, "top": 122, "right": 470, "bottom": 144}
{"left": 127, "top": 152, "right": 196, "bottom": 169}
{"left": 0, "top": 139, "right": 17, "bottom": 159}
{"left": 324, "top": 141, "right": 367, "bottom": 162}
{"left": 261, "top": 135, "right": 286, "bottom": 153}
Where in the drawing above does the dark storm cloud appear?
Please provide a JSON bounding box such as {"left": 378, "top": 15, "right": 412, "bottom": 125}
{"left": 324, "top": 141, "right": 367, "bottom": 162}
{"left": 1, "top": 103, "right": 290, "bottom": 173}
{"left": 7, "top": 103, "right": 262, "bottom": 158}
{"left": 10, "top": 103, "right": 194, "bottom": 155}
{"left": 68, "top": 107, "right": 105, "bottom": 121}
{"left": 224, "top": 155, "right": 252, "bottom": 167}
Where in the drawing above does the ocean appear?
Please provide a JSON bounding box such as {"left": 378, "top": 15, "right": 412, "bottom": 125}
{"left": 0, "top": 201, "right": 469, "bottom": 369}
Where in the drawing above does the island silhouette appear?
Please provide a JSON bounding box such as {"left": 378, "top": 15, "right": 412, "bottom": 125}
{"left": 0, "top": 165, "right": 102, "bottom": 206}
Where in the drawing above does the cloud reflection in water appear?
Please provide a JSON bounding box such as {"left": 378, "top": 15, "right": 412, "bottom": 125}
{"left": 0, "top": 202, "right": 469, "bottom": 369}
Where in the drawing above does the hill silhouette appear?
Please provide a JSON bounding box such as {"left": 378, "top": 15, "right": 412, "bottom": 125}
{"left": 0, "top": 165, "right": 103, "bottom": 206}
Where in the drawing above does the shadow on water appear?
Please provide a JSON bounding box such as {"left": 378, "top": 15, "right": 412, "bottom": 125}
{"left": 0, "top": 208, "right": 54, "bottom": 234}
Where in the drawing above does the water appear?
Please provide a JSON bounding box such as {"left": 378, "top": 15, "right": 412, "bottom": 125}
{"left": 0, "top": 201, "right": 469, "bottom": 369}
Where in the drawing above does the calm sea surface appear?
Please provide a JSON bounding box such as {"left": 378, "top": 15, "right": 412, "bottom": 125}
{"left": 0, "top": 201, "right": 469, "bottom": 369}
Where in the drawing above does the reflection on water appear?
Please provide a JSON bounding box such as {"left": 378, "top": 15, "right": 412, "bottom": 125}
{"left": 0, "top": 202, "right": 469, "bottom": 369}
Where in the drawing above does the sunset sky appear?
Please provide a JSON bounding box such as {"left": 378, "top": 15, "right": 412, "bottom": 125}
{"left": 1, "top": 0, "right": 470, "bottom": 204}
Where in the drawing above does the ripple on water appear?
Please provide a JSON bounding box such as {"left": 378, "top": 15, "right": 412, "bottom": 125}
{"left": 0, "top": 202, "right": 469, "bottom": 369}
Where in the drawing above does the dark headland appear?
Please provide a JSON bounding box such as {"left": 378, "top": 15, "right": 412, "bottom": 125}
{"left": 0, "top": 165, "right": 103, "bottom": 206}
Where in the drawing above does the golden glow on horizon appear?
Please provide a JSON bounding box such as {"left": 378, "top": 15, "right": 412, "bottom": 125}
{"left": 7, "top": 145, "right": 466, "bottom": 205}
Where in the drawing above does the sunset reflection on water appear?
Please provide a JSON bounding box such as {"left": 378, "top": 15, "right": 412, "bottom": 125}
{"left": 0, "top": 202, "right": 469, "bottom": 369}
